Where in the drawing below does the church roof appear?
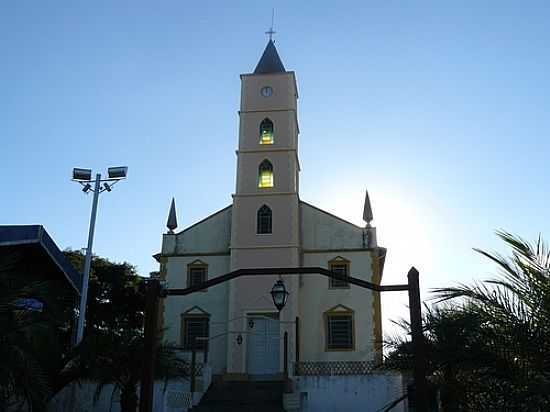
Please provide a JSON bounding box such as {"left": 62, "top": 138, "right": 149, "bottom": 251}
{"left": 254, "top": 40, "right": 286, "bottom": 74}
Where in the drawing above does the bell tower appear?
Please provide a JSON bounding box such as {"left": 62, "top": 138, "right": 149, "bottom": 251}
{"left": 227, "top": 40, "right": 301, "bottom": 377}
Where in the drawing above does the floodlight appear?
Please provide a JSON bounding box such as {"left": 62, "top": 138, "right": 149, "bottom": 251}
{"left": 107, "top": 166, "right": 128, "bottom": 179}
{"left": 82, "top": 183, "right": 92, "bottom": 193}
{"left": 73, "top": 168, "right": 92, "bottom": 181}
{"left": 103, "top": 183, "right": 112, "bottom": 192}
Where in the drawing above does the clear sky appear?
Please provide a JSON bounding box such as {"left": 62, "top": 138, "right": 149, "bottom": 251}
{"left": 2, "top": 1, "right": 549, "bottom": 335}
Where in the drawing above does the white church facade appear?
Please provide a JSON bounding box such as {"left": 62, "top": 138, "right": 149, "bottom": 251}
{"left": 155, "top": 40, "right": 387, "bottom": 381}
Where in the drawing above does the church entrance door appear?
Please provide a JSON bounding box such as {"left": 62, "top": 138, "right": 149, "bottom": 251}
{"left": 246, "top": 314, "right": 280, "bottom": 379}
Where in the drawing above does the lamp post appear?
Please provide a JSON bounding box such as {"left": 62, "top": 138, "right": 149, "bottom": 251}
{"left": 72, "top": 166, "right": 128, "bottom": 345}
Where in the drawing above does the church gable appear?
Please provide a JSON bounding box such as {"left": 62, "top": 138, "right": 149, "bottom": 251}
{"left": 174, "top": 205, "right": 232, "bottom": 254}
{"left": 300, "top": 201, "right": 365, "bottom": 250}
{"left": 182, "top": 305, "right": 210, "bottom": 316}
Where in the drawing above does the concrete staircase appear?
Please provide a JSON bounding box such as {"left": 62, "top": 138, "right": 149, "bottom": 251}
{"left": 192, "top": 380, "right": 285, "bottom": 412}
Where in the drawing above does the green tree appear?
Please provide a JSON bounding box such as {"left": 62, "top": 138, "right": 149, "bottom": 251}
{"left": 61, "top": 251, "right": 189, "bottom": 412}
{"left": 63, "top": 250, "right": 146, "bottom": 338}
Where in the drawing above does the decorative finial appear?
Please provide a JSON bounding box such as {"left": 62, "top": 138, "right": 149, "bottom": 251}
{"left": 363, "top": 189, "right": 373, "bottom": 227}
{"left": 265, "top": 9, "right": 276, "bottom": 41}
{"left": 166, "top": 197, "right": 178, "bottom": 233}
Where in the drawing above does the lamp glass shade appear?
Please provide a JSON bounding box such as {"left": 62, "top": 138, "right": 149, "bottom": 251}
{"left": 270, "top": 279, "right": 289, "bottom": 311}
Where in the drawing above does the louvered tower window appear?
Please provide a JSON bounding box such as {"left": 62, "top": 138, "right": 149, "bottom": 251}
{"left": 259, "top": 118, "right": 274, "bottom": 144}
{"left": 258, "top": 160, "right": 274, "bottom": 188}
{"left": 257, "top": 205, "right": 272, "bottom": 234}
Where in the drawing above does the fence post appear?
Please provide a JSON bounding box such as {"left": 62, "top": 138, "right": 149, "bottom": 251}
{"left": 139, "top": 279, "right": 161, "bottom": 412}
{"left": 295, "top": 317, "right": 300, "bottom": 365}
{"left": 284, "top": 331, "right": 288, "bottom": 378}
{"left": 408, "top": 267, "right": 428, "bottom": 412}
{"left": 191, "top": 338, "right": 197, "bottom": 393}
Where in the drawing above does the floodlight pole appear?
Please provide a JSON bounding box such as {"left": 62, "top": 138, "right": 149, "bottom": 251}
{"left": 75, "top": 173, "right": 101, "bottom": 345}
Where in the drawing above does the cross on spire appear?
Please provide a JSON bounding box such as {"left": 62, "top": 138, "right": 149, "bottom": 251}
{"left": 265, "top": 9, "right": 276, "bottom": 41}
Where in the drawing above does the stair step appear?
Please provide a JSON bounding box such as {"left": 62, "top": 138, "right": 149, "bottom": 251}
{"left": 196, "top": 381, "right": 285, "bottom": 411}
{"left": 193, "top": 403, "right": 284, "bottom": 412}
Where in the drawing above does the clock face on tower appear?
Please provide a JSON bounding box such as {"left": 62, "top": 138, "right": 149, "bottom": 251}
{"left": 261, "top": 86, "right": 273, "bottom": 97}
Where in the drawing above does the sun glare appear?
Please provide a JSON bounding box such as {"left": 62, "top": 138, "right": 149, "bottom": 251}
{"left": 314, "top": 184, "right": 436, "bottom": 336}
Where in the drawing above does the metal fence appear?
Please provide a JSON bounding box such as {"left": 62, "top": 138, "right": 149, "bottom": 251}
{"left": 294, "top": 360, "right": 411, "bottom": 376}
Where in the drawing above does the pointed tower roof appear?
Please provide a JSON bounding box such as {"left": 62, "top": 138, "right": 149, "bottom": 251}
{"left": 166, "top": 198, "right": 178, "bottom": 233}
{"left": 254, "top": 40, "right": 286, "bottom": 74}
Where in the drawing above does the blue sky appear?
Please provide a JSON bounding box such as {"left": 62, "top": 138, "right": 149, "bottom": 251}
{"left": 2, "top": 1, "right": 549, "bottom": 334}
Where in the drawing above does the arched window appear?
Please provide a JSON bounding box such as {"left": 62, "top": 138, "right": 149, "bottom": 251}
{"left": 259, "top": 118, "right": 274, "bottom": 144}
{"left": 257, "top": 205, "right": 272, "bottom": 234}
{"left": 258, "top": 160, "right": 273, "bottom": 188}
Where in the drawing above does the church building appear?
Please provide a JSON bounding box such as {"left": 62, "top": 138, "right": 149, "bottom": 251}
{"left": 156, "top": 39, "right": 386, "bottom": 381}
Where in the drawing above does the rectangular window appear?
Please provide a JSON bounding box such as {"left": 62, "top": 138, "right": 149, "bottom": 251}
{"left": 326, "top": 314, "right": 353, "bottom": 350}
{"left": 329, "top": 262, "right": 349, "bottom": 288}
{"left": 188, "top": 266, "right": 207, "bottom": 288}
{"left": 182, "top": 316, "right": 209, "bottom": 350}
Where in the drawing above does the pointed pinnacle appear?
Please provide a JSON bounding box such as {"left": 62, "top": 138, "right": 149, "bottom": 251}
{"left": 363, "top": 189, "right": 373, "bottom": 226}
{"left": 167, "top": 197, "right": 178, "bottom": 233}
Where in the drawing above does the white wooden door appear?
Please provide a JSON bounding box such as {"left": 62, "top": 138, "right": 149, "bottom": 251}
{"left": 246, "top": 316, "right": 280, "bottom": 376}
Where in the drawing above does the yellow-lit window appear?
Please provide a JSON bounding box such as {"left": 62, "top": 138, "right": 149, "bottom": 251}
{"left": 259, "top": 118, "right": 274, "bottom": 145}
{"left": 258, "top": 160, "right": 273, "bottom": 188}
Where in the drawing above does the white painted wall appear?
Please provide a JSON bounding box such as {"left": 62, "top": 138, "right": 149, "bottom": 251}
{"left": 295, "top": 373, "right": 407, "bottom": 412}
{"left": 48, "top": 380, "right": 192, "bottom": 412}
{"left": 161, "top": 206, "right": 233, "bottom": 375}
{"left": 300, "top": 202, "right": 365, "bottom": 251}
{"left": 299, "top": 202, "right": 378, "bottom": 362}
{"left": 163, "top": 254, "right": 230, "bottom": 375}
{"left": 171, "top": 206, "right": 232, "bottom": 255}
{"left": 300, "top": 251, "right": 376, "bottom": 362}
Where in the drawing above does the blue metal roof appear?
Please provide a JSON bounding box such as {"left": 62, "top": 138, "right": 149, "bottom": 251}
{"left": 0, "top": 225, "right": 81, "bottom": 294}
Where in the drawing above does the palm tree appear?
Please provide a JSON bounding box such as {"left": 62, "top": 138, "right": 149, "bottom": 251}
{"left": 61, "top": 331, "right": 190, "bottom": 412}
{"left": 385, "top": 304, "right": 492, "bottom": 411}
{"left": 0, "top": 251, "right": 74, "bottom": 411}
{"left": 386, "top": 231, "right": 550, "bottom": 410}
{"left": 433, "top": 231, "right": 550, "bottom": 410}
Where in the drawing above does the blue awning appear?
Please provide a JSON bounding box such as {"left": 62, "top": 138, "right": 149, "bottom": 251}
{"left": 0, "top": 225, "right": 81, "bottom": 294}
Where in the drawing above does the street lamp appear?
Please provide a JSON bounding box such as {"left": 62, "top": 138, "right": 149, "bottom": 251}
{"left": 72, "top": 166, "right": 128, "bottom": 345}
{"left": 270, "top": 279, "right": 289, "bottom": 311}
